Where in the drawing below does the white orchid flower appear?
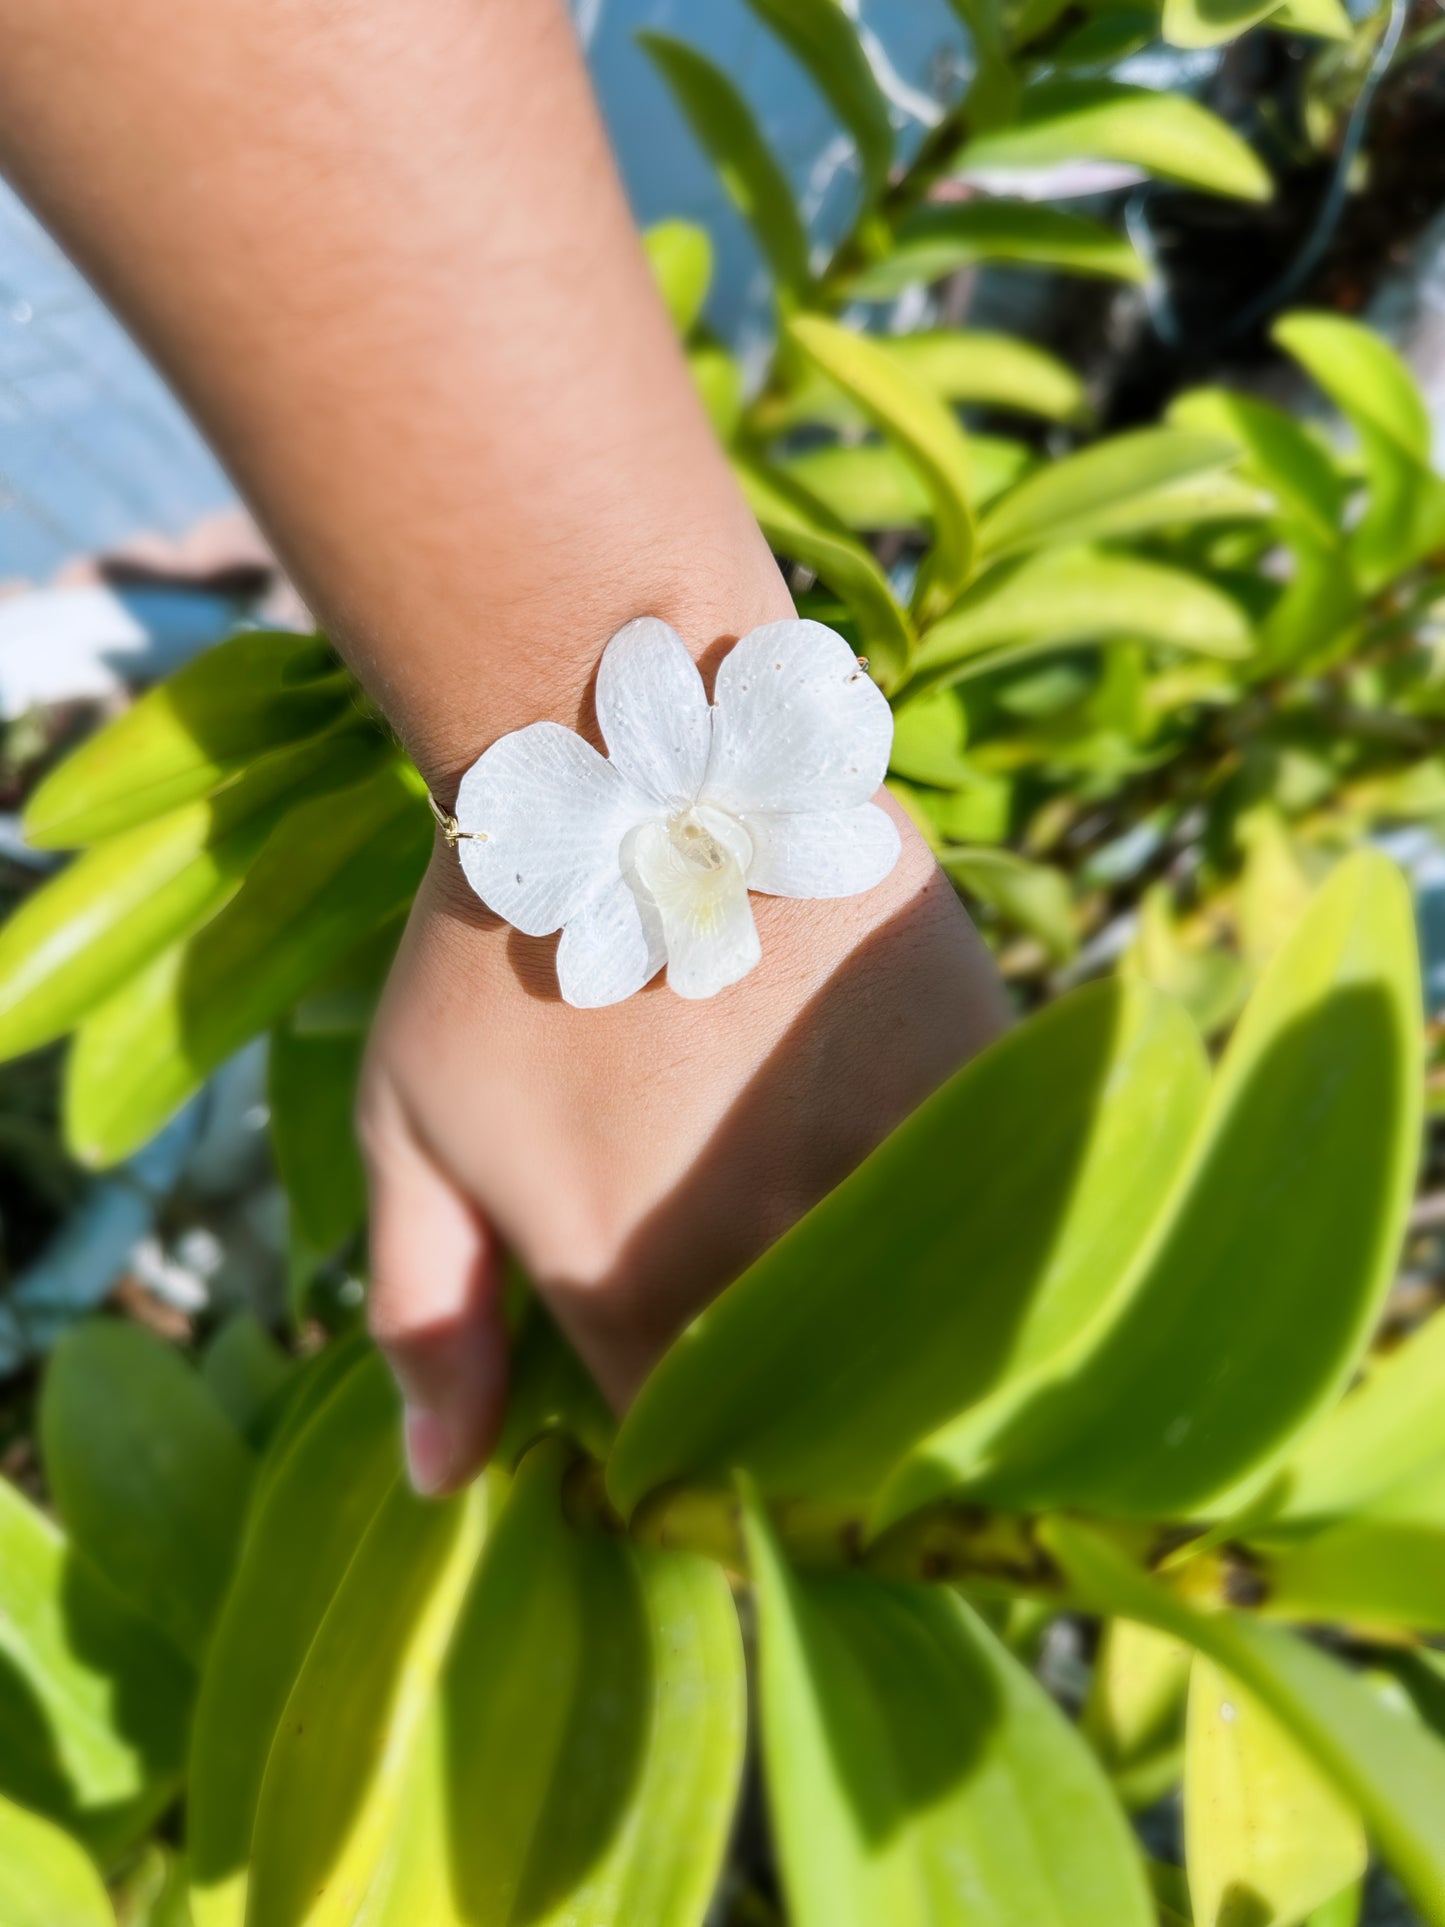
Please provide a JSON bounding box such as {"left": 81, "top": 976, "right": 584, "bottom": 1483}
{"left": 453, "top": 616, "right": 900, "bottom": 1007}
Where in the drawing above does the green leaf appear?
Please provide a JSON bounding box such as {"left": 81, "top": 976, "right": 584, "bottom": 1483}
{"left": 23, "top": 631, "right": 348, "bottom": 850}
{"left": 0, "top": 1476, "right": 191, "bottom": 1866}
{"left": 777, "top": 435, "right": 1028, "bottom": 533}
{"left": 940, "top": 845, "right": 1077, "bottom": 961}
{"left": 910, "top": 549, "right": 1252, "bottom": 690}
{"left": 200, "top": 1313, "right": 295, "bottom": 1450}
{"left": 638, "top": 33, "right": 811, "bottom": 300}
{"left": 642, "top": 219, "right": 713, "bottom": 335}
{"left": 1047, "top": 1520, "right": 1445, "bottom": 1927}
{"left": 978, "top": 428, "right": 1242, "bottom": 559}
{"left": 734, "top": 459, "right": 915, "bottom": 687}
{"left": 1163, "top": 0, "right": 1286, "bottom": 51}
{"left": 1168, "top": 388, "right": 1347, "bottom": 541}
{"left": 1253, "top": 535, "right": 1363, "bottom": 678}
{"left": 1250, "top": 1461, "right": 1445, "bottom": 1634}
{"left": 1274, "top": 312, "right": 1445, "bottom": 589}
{"left": 41, "top": 1322, "right": 254, "bottom": 1664}
{"left": 973, "top": 852, "right": 1422, "bottom": 1520}
{"left": 188, "top": 1353, "right": 399, "bottom": 1927}
{"left": 688, "top": 341, "right": 745, "bottom": 441}
{"left": 958, "top": 81, "right": 1272, "bottom": 201}
{"left": 740, "top": 0, "right": 893, "bottom": 200}
{"left": 495, "top": 1299, "right": 617, "bottom": 1469}
{"left": 1270, "top": 1304, "right": 1445, "bottom": 1526}
{"left": 1084, "top": 1621, "right": 1191, "bottom": 1810}
{"left": 1268, "top": 0, "right": 1353, "bottom": 36}
{"left": 1122, "top": 886, "right": 1250, "bottom": 1038}
{"left": 767, "top": 332, "right": 1087, "bottom": 430}
{"left": 609, "top": 979, "right": 1208, "bottom": 1515}
{"left": 0, "top": 724, "right": 389, "bottom": 1062}
{"left": 789, "top": 314, "right": 974, "bottom": 621}
{"left": 0, "top": 1790, "right": 114, "bottom": 1927}
{"left": 744, "top": 1490, "right": 1153, "bottom": 1927}
{"left": 64, "top": 761, "right": 431, "bottom": 1165}
{"left": 847, "top": 203, "right": 1145, "bottom": 298}
{"left": 889, "top": 685, "right": 972, "bottom": 788}
{"left": 245, "top": 1476, "right": 488, "bottom": 1927}
{"left": 1186, "top": 1657, "right": 1367, "bottom": 1927}
{"left": 387, "top": 1439, "right": 745, "bottom": 1925}
{"left": 268, "top": 1021, "right": 366, "bottom": 1254}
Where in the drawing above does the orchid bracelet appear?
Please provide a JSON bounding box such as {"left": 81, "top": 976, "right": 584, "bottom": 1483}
{"left": 428, "top": 616, "right": 901, "bottom": 1008}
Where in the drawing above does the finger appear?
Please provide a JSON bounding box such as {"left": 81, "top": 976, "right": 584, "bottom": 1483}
{"left": 361, "top": 1082, "right": 508, "bottom": 1496}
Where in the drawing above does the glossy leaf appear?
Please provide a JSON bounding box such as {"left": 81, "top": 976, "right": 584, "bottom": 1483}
{"left": 642, "top": 219, "right": 712, "bottom": 335}
{"left": 1269, "top": 0, "right": 1353, "bottom": 36}
{"left": 1271, "top": 1303, "right": 1445, "bottom": 1525}
{"left": 977, "top": 428, "right": 1241, "bottom": 560}
{"left": 939, "top": 845, "right": 1077, "bottom": 961}
{"left": 889, "top": 685, "right": 972, "bottom": 788}
{"left": 971, "top": 853, "right": 1421, "bottom": 1519}
{"left": 910, "top": 549, "right": 1252, "bottom": 690}
{"left": 736, "top": 459, "right": 915, "bottom": 686}
{"left": 188, "top": 1353, "right": 399, "bottom": 1927}
{"left": 1186, "top": 1657, "right": 1366, "bottom": 1927}
{"left": 958, "top": 82, "right": 1272, "bottom": 201}
{"left": 41, "top": 1321, "right": 254, "bottom": 1664}
{"left": 245, "top": 1476, "right": 489, "bottom": 1927}
{"left": 378, "top": 1439, "right": 745, "bottom": 1925}
{"left": 268, "top": 1021, "right": 366, "bottom": 1254}
{"left": 1252, "top": 1460, "right": 1445, "bottom": 1635}
{"left": 788, "top": 315, "right": 975, "bottom": 622}
{"left": 1275, "top": 312, "right": 1445, "bottom": 589}
{"left": 64, "top": 761, "right": 431, "bottom": 1165}
{"left": 0, "top": 1790, "right": 114, "bottom": 1927}
{"left": 610, "top": 980, "right": 1208, "bottom": 1514}
{"left": 1048, "top": 1521, "right": 1445, "bottom": 1927}
{"left": 779, "top": 436, "right": 1029, "bottom": 533}
{"left": 745, "top": 1492, "right": 1153, "bottom": 1927}
{"left": 1168, "top": 388, "right": 1347, "bottom": 542}
{"left": 1083, "top": 1620, "right": 1190, "bottom": 1810}
{"left": 0, "top": 1476, "right": 191, "bottom": 1866}
{"left": 23, "top": 631, "right": 348, "bottom": 850}
{"left": 741, "top": 0, "right": 893, "bottom": 200}
{"left": 0, "top": 721, "right": 386, "bottom": 1066}
{"left": 847, "top": 203, "right": 1145, "bottom": 298}
{"left": 770, "top": 332, "right": 1087, "bottom": 430}
{"left": 1163, "top": 0, "right": 1286, "bottom": 49}
{"left": 639, "top": 33, "right": 811, "bottom": 300}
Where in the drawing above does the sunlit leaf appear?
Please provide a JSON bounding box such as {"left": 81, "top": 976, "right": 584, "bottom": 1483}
{"left": 379, "top": 1439, "right": 745, "bottom": 1925}
{"left": 639, "top": 33, "right": 811, "bottom": 299}
{"left": 970, "top": 853, "right": 1421, "bottom": 1519}
{"left": 1122, "top": 885, "right": 1250, "bottom": 1038}
{"left": 745, "top": 1489, "right": 1153, "bottom": 1927}
{"left": 890, "top": 685, "right": 972, "bottom": 788}
{"left": 778, "top": 436, "right": 1029, "bottom": 533}
{"left": 41, "top": 1321, "right": 254, "bottom": 1665}
{"left": 1047, "top": 1520, "right": 1445, "bottom": 1927}
{"left": 939, "top": 845, "right": 1077, "bottom": 961}
{"left": 910, "top": 549, "right": 1252, "bottom": 690}
{"left": 1083, "top": 1620, "right": 1190, "bottom": 1810}
{"left": 1252, "top": 1459, "right": 1445, "bottom": 1635}
{"left": 268, "top": 1021, "right": 366, "bottom": 1255}
{"left": 64, "top": 761, "right": 431, "bottom": 1166}
{"left": 0, "top": 1789, "right": 114, "bottom": 1927}
{"left": 188, "top": 1354, "right": 399, "bottom": 1927}
{"left": 642, "top": 219, "right": 713, "bottom": 335}
{"left": 735, "top": 459, "right": 915, "bottom": 686}
{"left": 610, "top": 980, "right": 1208, "bottom": 1514}
{"left": 23, "top": 631, "right": 349, "bottom": 850}
{"left": 1168, "top": 388, "right": 1347, "bottom": 542}
{"left": 847, "top": 203, "right": 1145, "bottom": 297}
{"left": 958, "top": 81, "right": 1272, "bottom": 201}
{"left": 0, "top": 1476, "right": 191, "bottom": 1866}
{"left": 1163, "top": 0, "right": 1286, "bottom": 50}
{"left": 788, "top": 315, "right": 974, "bottom": 623}
{"left": 1186, "top": 1657, "right": 1366, "bottom": 1927}
{"left": 978, "top": 428, "right": 1241, "bottom": 559}
{"left": 741, "top": 0, "right": 893, "bottom": 200}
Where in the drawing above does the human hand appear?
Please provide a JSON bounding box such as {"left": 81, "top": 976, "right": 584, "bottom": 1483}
{"left": 360, "top": 714, "right": 1009, "bottom": 1496}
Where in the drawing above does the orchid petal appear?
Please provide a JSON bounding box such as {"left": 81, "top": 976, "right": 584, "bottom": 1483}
{"left": 703, "top": 619, "right": 894, "bottom": 817}
{"left": 455, "top": 722, "right": 649, "bottom": 936}
{"left": 627, "top": 813, "right": 761, "bottom": 1000}
{"left": 556, "top": 873, "right": 665, "bottom": 1009}
{"left": 596, "top": 617, "right": 711, "bottom": 809}
{"left": 746, "top": 802, "right": 901, "bottom": 899}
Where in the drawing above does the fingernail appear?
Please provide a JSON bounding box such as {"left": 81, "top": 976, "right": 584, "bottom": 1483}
{"left": 404, "top": 1405, "right": 454, "bottom": 1496}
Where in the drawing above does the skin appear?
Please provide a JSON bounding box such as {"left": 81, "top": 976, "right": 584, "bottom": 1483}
{"left": 0, "top": 0, "right": 1009, "bottom": 1491}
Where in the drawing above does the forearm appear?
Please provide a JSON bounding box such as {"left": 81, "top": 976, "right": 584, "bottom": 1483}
{"left": 0, "top": 0, "right": 787, "bottom": 783}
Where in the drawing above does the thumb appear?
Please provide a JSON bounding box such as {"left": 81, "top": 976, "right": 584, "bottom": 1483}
{"left": 360, "top": 1077, "right": 508, "bottom": 1496}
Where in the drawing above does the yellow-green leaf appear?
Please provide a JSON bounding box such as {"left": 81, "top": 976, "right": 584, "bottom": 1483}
{"left": 642, "top": 219, "right": 713, "bottom": 335}
{"left": 846, "top": 203, "right": 1145, "bottom": 298}
{"left": 0, "top": 1790, "right": 114, "bottom": 1927}
{"left": 23, "top": 631, "right": 348, "bottom": 850}
{"left": 740, "top": 0, "right": 893, "bottom": 200}
{"left": 1084, "top": 1620, "right": 1191, "bottom": 1810}
{"left": 1163, "top": 0, "right": 1287, "bottom": 50}
{"left": 1168, "top": 388, "right": 1347, "bottom": 541}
